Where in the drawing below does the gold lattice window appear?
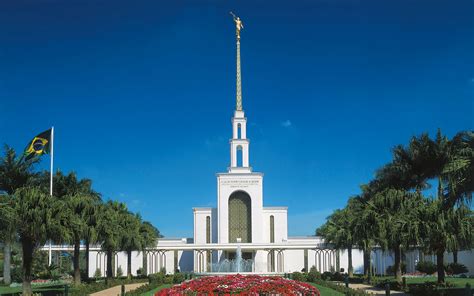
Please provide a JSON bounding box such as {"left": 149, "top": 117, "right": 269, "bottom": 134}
{"left": 228, "top": 191, "right": 252, "bottom": 243}
{"left": 206, "top": 216, "right": 211, "bottom": 244}
{"left": 270, "top": 215, "right": 275, "bottom": 243}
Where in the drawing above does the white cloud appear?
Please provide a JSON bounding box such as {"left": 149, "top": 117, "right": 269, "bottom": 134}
{"left": 281, "top": 119, "right": 292, "bottom": 128}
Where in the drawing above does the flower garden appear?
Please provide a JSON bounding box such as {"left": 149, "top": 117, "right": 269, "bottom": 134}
{"left": 155, "top": 274, "right": 320, "bottom": 296}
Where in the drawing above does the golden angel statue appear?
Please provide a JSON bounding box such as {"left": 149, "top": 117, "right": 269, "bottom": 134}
{"left": 230, "top": 12, "right": 244, "bottom": 39}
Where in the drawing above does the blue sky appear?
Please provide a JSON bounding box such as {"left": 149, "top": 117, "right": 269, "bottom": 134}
{"left": 1, "top": 0, "right": 473, "bottom": 237}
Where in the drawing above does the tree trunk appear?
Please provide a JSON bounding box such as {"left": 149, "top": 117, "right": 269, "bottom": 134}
{"left": 127, "top": 249, "right": 132, "bottom": 279}
{"left": 3, "top": 242, "right": 11, "bottom": 285}
{"left": 21, "top": 239, "right": 34, "bottom": 296}
{"left": 347, "top": 246, "right": 353, "bottom": 277}
{"left": 453, "top": 250, "right": 458, "bottom": 264}
{"left": 437, "top": 249, "right": 445, "bottom": 283}
{"left": 142, "top": 251, "right": 148, "bottom": 276}
{"left": 73, "top": 238, "right": 81, "bottom": 285}
{"left": 394, "top": 244, "right": 402, "bottom": 283}
{"left": 106, "top": 249, "right": 113, "bottom": 279}
{"left": 363, "top": 249, "right": 370, "bottom": 277}
{"left": 85, "top": 239, "right": 90, "bottom": 280}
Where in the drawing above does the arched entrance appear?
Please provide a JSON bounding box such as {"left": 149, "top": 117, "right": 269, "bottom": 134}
{"left": 228, "top": 191, "right": 252, "bottom": 243}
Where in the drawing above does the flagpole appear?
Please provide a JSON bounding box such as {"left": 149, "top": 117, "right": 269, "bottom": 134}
{"left": 50, "top": 126, "right": 54, "bottom": 196}
{"left": 48, "top": 126, "right": 54, "bottom": 266}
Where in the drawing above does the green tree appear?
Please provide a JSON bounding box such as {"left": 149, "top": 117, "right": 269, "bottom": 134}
{"left": 96, "top": 200, "right": 127, "bottom": 279}
{"left": 316, "top": 207, "right": 355, "bottom": 276}
{"left": 83, "top": 196, "right": 101, "bottom": 280}
{"left": 119, "top": 212, "right": 142, "bottom": 279}
{"left": 420, "top": 200, "right": 472, "bottom": 283}
{"left": 350, "top": 195, "right": 379, "bottom": 280}
{"left": 375, "top": 130, "right": 473, "bottom": 283}
{"left": 12, "top": 186, "right": 69, "bottom": 296}
{"left": 139, "top": 221, "right": 159, "bottom": 276}
{"left": 441, "top": 131, "right": 474, "bottom": 208}
{"left": 46, "top": 171, "right": 101, "bottom": 284}
{"left": 0, "top": 146, "right": 38, "bottom": 285}
{"left": 370, "top": 189, "right": 425, "bottom": 282}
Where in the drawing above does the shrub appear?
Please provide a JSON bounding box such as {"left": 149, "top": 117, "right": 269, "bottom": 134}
{"left": 163, "top": 275, "right": 174, "bottom": 284}
{"left": 446, "top": 263, "right": 469, "bottom": 275}
{"left": 116, "top": 266, "right": 123, "bottom": 277}
{"left": 11, "top": 266, "right": 23, "bottom": 283}
{"left": 416, "top": 261, "right": 437, "bottom": 275}
{"left": 307, "top": 266, "right": 321, "bottom": 283}
{"left": 291, "top": 271, "right": 307, "bottom": 282}
{"left": 173, "top": 272, "right": 185, "bottom": 284}
{"left": 321, "top": 271, "right": 333, "bottom": 281}
{"left": 333, "top": 272, "right": 345, "bottom": 281}
{"left": 36, "top": 264, "right": 61, "bottom": 280}
{"left": 148, "top": 272, "right": 165, "bottom": 284}
{"left": 386, "top": 262, "right": 407, "bottom": 275}
{"left": 373, "top": 279, "right": 402, "bottom": 291}
{"left": 407, "top": 282, "right": 456, "bottom": 296}
{"left": 93, "top": 268, "right": 102, "bottom": 279}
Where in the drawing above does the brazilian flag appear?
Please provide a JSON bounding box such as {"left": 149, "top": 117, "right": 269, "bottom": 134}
{"left": 24, "top": 129, "right": 52, "bottom": 160}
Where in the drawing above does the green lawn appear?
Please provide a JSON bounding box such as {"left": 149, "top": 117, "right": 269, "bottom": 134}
{"left": 310, "top": 283, "right": 344, "bottom": 296}
{"left": 0, "top": 283, "right": 66, "bottom": 294}
{"left": 406, "top": 276, "right": 474, "bottom": 287}
{"left": 138, "top": 284, "right": 171, "bottom": 296}
{"left": 372, "top": 276, "right": 474, "bottom": 288}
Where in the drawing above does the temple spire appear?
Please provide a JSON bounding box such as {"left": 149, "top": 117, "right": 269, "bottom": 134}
{"left": 231, "top": 12, "right": 244, "bottom": 111}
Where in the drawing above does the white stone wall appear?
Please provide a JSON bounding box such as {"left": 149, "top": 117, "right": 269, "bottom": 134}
{"left": 216, "top": 173, "right": 264, "bottom": 244}
{"left": 194, "top": 208, "right": 213, "bottom": 244}
{"left": 83, "top": 246, "right": 474, "bottom": 277}
{"left": 338, "top": 248, "right": 365, "bottom": 274}
{"left": 262, "top": 207, "right": 288, "bottom": 243}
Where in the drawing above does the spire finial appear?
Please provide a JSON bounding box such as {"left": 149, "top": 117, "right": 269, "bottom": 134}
{"left": 230, "top": 12, "right": 243, "bottom": 111}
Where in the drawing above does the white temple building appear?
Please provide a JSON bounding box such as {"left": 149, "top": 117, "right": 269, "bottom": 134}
{"left": 43, "top": 17, "right": 474, "bottom": 278}
{"left": 93, "top": 18, "right": 340, "bottom": 276}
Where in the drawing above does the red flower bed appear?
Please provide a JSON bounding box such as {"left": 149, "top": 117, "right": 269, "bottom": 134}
{"left": 156, "top": 274, "right": 320, "bottom": 295}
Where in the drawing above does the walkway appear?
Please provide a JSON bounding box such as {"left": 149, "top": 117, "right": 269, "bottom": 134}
{"left": 349, "top": 283, "right": 408, "bottom": 295}
{"left": 90, "top": 282, "right": 147, "bottom": 296}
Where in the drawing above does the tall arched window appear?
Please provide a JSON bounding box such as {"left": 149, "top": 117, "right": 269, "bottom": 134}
{"left": 206, "top": 216, "right": 211, "bottom": 244}
{"left": 269, "top": 215, "right": 275, "bottom": 272}
{"left": 237, "top": 123, "right": 242, "bottom": 139}
{"left": 236, "top": 146, "right": 243, "bottom": 167}
{"left": 206, "top": 216, "right": 211, "bottom": 271}
{"left": 270, "top": 215, "right": 275, "bottom": 243}
{"left": 228, "top": 191, "right": 252, "bottom": 243}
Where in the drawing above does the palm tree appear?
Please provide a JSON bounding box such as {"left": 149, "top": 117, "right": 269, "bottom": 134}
{"left": 420, "top": 199, "right": 472, "bottom": 283}
{"left": 96, "top": 200, "right": 127, "bottom": 280}
{"left": 350, "top": 196, "right": 379, "bottom": 280}
{"left": 441, "top": 131, "right": 474, "bottom": 208}
{"left": 139, "top": 221, "right": 159, "bottom": 276}
{"left": 375, "top": 130, "right": 473, "bottom": 283}
{"left": 0, "top": 194, "right": 15, "bottom": 285}
{"left": 83, "top": 196, "right": 101, "bottom": 280}
{"left": 316, "top": 207, "right": 355, "bottom": 276}
{"left": 370, "top": 189, "right": 425, "bottom": 282}
{"left": 0, "top": 145, "right": 38, "bottom": 285}
{"left": 48, "top": 171, "right": 100, "bottom": 284}
{"left": 12, "top": 186, "right": 70, "bottom": 296}
{"left": 119, "top": 212, "right": 143, "bottom": 279}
